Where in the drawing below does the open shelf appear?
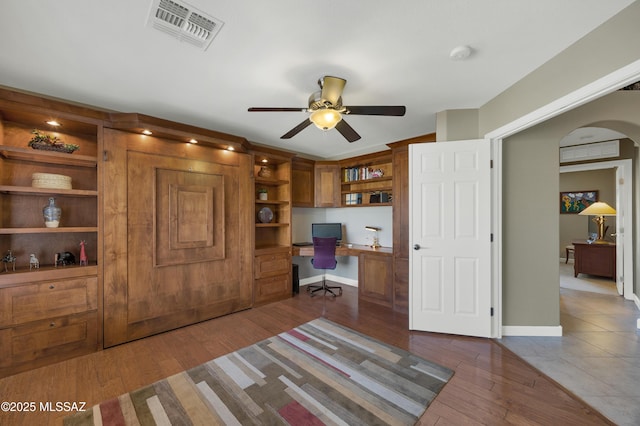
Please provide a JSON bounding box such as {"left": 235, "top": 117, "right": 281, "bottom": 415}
{"left": 0, "top": 227, "right": 98, "bottom": 234}
{"left": 0, "top": 185, "right": 98, "bottom": 197}
{"left": 0, "top": 145, "right": 97, "bottom": 168}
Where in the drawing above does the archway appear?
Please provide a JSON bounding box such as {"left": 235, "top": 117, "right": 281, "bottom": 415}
{"left": 559, "top": 125, "right": 636, "bottom": 299}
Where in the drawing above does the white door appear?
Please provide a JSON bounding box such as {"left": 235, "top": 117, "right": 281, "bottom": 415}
{"left": 409, "top": 139, "right": 493, "bottom": 337}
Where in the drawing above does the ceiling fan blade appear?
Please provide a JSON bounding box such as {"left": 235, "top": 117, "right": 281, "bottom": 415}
{"left": 321, "top": 76, "right": 346, "bottom": 106}
{"left": 248, "top": 107, "right": 306, "bottom": 112}
{"left": 345, "top": 106, "right": 406, "bottom": 116}
{"left": 335, "top": 119, "right": 361, "bottom": 143}
{"left": 281, "top": 119, "right": 312, "bottom": 139}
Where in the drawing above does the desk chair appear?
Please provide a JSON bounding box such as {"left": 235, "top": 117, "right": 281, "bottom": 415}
{"left": 565, "top": 245, "right": 575, "bottom": 264}
{"left": 307, "top": 237, "right": 343, "bottom": 297}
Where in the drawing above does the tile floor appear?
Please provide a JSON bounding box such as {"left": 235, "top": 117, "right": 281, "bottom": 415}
{"left": 499, "top": 262, "right": 640, "bottom": 425}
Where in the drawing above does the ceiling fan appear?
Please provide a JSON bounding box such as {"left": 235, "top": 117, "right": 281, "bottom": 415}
{"left": 248, "top": 76, "right": 406, "bottom": 142}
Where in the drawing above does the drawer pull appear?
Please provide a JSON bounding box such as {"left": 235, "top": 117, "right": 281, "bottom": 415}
{"left": 49, "top": 285, "right": 55, "bottom": 290}
{"left": 49, "top": 322, "right": 56, "bottom": 327}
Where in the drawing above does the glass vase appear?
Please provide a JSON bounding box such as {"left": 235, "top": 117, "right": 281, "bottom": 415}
{"left": 43, "top": 197, "right": 61, "bottom": 228}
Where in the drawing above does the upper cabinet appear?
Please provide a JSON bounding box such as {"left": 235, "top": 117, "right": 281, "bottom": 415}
{"left": 293, "top": 151, "right": 396, "bottom": 208}
{"left": 314, "top": 162, "right": 341, "bottom": 207}
{"left": 291, "top": 157, "right": 315, "bottom": 207}
{"left": 340, "top": 151, "right": 392, "bottom": 207}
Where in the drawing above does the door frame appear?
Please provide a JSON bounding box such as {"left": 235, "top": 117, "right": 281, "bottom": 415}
{"left": 486, "top": 59, "right": 640, "bottom": 337}
{"left": 560, "top": 159, "right": 633, "bottom": 299}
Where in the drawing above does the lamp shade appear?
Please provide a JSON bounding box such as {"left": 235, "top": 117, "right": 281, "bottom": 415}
{"left": 579, "top": 201, "right": 616, "bottom": 216}
{"left": 309, "top": 109, "right": 342, "bottom": 130}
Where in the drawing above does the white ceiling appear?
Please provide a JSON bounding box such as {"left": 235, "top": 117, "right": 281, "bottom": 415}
{"left": 0, "top": 0, "right": 634, "bottom": 159}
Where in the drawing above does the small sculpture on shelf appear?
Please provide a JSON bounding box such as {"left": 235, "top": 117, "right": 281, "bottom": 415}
{"left": 43, "top": 197, "right": 61, "bottom": 228}
{"left": 257, "top": 165, "right": 272, "bottom": 178}
{"left": 369, "top": 168, "right": 384, "bottom": 178}
{"left": 79, "top": 241, "right": 88, "bottom": 266}
{"left": 2, "top": 249, "right": 16, "bottom": 272}
{"left": 54, "top": 251, "right": 76, "bottom": 267}
{"left": 29, "top": 254, "right": 40, "bottom": 270}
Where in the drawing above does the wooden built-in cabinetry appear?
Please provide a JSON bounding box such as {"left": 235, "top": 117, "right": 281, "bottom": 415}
{"left": 0, "top": 90, "right": 103, "bottom": 376}
{"left": 0, "top": 85, "right": 431, "bottom": 376}
{"left": 314, "top": 162, "right": 341, "bottom": 207}
{"left": 252, "top": 148, "right": 294, "bottom": 305}
{"left": 291, "top": 157, "right": 314, "bottom": 207}
{"left": 388, "top": 134, "right": 436, "bottom": 314}
{"left": 358, "top": 251, "right": 393, "bottom": 307}
{"left": 340, "top": 152, "right": 393, "bottom": 207}
{"left": 102, "top": 120, "right": 254, "bottom": 347}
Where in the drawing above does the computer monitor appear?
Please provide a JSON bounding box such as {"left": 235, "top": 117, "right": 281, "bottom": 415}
{"left": 311, "top": 223, "right": 343, "bottom": 244}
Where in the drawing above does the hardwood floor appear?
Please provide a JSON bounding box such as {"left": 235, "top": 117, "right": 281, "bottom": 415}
{"left": 0, "top": 285, "right": 612, "bottom": 425}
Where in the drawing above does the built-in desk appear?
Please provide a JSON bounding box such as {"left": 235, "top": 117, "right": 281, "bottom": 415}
{"left": 572, "top": 240, "right": 616, "bottom": 280}
{"left": 292, "top": 243, "right": 392, "bottom": 257}
{"left": 292, "top": 244, "right": 394, "bottom": 307}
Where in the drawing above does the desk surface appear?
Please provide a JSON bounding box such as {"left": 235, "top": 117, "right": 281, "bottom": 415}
{"left": 292, "top": 243, "right": 392, "bottom": 257}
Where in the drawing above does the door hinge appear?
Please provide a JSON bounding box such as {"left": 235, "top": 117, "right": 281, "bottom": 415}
{"left": 490, "top": 307, "right": 494, "bottom": 317}
{"left": 490, "top": 233, "right": 494, "bottom": 242}
{"left": 490, "top": 159, "right": 494, "bottom": 168}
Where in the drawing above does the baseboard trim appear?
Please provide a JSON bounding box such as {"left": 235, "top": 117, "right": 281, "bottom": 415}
{"left": 502, "top": 325, "right": 563, "bottom": 337}
{"left": 300, "top": 275, "right": 358, "bottom": 287}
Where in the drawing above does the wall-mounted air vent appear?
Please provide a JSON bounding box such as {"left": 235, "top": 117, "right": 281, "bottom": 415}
{"left": 147, "top": 0, "right": 224, "bottom": 51}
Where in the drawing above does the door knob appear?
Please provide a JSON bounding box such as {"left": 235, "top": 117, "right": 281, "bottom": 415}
{"left": 413, "top": 244, "right": 421, "bottom": 250}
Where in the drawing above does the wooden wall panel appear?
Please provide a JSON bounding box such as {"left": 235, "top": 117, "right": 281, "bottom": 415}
{"left": 103, "top": 129, "right": 253, "bottom": 347}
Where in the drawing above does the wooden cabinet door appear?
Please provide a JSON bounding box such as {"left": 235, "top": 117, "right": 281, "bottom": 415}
{"left": 292, "top": 158, "right": 314, "bottom": 207}
{"left": 102, "top": 130, "right": 253, "bottom": 347}
{"left": 358, "top": 253, "right": 393, "bottom": 307}
{"left": 314, "top": 163, "right": 340, "bottom": 207}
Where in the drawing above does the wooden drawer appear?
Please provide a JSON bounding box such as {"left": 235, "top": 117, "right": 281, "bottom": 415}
{"left": 0, "top": 277, "right": 97, "bottom": 327}
{"left": 255, "top": 252, "right": 291, "bottom": 279}
{"left": 254, "top": 274, "right": 291, "bottom": 306}
{"left": 0, "top": 312, "right": 98, "bottom": 376}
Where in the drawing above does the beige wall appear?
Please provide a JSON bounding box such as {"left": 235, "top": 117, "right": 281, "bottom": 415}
{"left": 438, "top": 1, "right": 640, "bottom": 328}
{"left": 502, "top": 92, "right": 640, "bottom": 326}
{"left": 435, "top": 109, "right": 478, "bottom": 142}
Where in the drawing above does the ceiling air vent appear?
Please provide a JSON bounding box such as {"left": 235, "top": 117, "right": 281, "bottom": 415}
{"left": 147, "top": 0, "right": 224, "bottom": 51}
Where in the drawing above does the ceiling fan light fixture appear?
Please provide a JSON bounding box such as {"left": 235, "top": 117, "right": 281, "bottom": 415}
{"left": 310, "top": 109, "right": 342, "bottom": 130}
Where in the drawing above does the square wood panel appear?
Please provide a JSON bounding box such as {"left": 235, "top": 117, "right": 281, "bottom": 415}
{"left": 155, "top": 169, "right": 224, "bottom": 266}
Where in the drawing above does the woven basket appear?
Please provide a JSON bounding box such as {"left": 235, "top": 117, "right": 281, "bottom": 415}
{"left": 32, "top": 173, "right": 72, "bottom": 190}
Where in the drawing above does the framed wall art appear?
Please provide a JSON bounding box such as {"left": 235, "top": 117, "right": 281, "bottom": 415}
{"left": 560, "top": 190, "right": 598, "bottom": 214}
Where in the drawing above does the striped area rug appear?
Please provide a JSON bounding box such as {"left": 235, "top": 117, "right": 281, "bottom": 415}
{"left": 64, "top": 318, "right": 453, "bottom": 425}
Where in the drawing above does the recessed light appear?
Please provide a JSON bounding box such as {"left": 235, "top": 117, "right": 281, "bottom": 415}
{"left": 189, "top": 138, "right": 198, "bottom": 144}
{"left": 142, "top": 129, "right": 152, "bottom": 135}
{"left": 46, "top": 120, "right": 61, "bottom": 127}
{"left": 261, "top": 159, "right": 268, "bottom": 163}
{"left": 227, "top": 146, "right": 235, "bottom": 151}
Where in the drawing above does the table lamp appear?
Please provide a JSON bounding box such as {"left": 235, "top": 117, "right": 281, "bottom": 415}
{"left": 365, "top": 226, "right": 381, "bottom": 248}
{"left": 579, "top": 201, "right": 616, "bottom": 244}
